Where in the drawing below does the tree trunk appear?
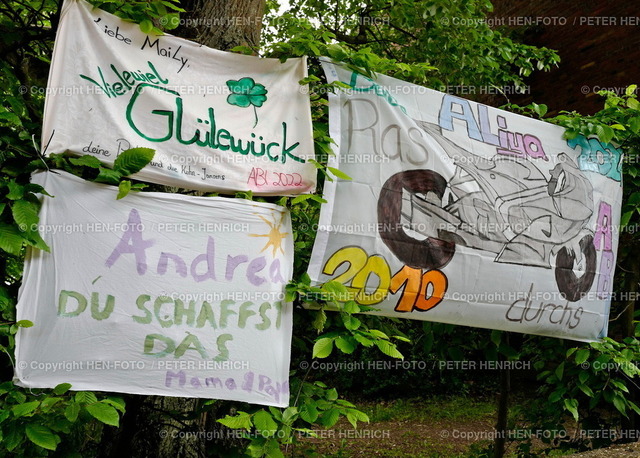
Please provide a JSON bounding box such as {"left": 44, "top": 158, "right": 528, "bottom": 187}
{"left": 98, "top": 1, "right": 266, "bottom": 456}
{"left": 494, "top": 333, "right": 510, "bottom": 458}
{"left": 179, "top": 0, "right": 266, "bottom": 50}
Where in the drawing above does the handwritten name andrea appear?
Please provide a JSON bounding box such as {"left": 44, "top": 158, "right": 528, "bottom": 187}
{"left": 125, "top": 83, "right": 304, "bottom": 164}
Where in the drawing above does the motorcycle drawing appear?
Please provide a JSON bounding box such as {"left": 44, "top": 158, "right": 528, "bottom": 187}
{"left": 378, "top": 122, "right": 597, "bottom": 302}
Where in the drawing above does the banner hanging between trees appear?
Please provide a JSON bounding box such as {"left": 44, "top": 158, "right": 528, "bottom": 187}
{"left": 42, "top": 0, "right": 316, "bottom": 195}
{"left": 15, "top": 171, "right": 293, "bottom": 407}
{"left": 308, "top": 60, "right": 623, "bottom": 342}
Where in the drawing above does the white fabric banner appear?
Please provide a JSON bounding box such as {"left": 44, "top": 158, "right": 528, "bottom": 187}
{"left": 308, "top": 61, "right": 623, "bottom": 342}
{"left": 15, "top": 171, "right": 293, "bottom": 407}
{"left": 42, "top": 0, "right": 316, "bottom": 195}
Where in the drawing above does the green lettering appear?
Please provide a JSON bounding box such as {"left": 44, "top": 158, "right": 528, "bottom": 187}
{"left": 132, "top": 294, "right": 152, "bottom": 324}
{"left": 175, "top": 333, "right": 208, "bottom": 359}
{"left": 238, "top": 301, "right": 256, "bottom": 328}
{"left": 90, "top": 292, "right": 115, "bottom": 320}
{"left": 143, "top": 333, "right": 175, "bottom": 357}
{"left": 196, "top": 301, "right": 217, "bottom": 328}
{"left": 175, "top": 299, "right": 196, "bottom": 326}
{"left": 154, "top": 296, "right": 174, "bottom": 328}
{"left": 256, "top": 302, "right": 271, "bottom": 330}
{"left": 58, "top": 290, "right": 87, "bottom": 317}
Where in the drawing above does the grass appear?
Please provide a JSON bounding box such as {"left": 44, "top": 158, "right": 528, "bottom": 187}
{"left": 364, "top": 395, "right": 496, "bottom": 423}
{"left": 292, "top": 394, "right": 586, "bottom": 457}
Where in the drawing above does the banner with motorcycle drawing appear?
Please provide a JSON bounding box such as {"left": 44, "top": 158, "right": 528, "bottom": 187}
{"left": 308, "top": 61, "right": 623, "bottom": 342}
{"left": 42, "top": 0, "right": 315, "bottom": 195}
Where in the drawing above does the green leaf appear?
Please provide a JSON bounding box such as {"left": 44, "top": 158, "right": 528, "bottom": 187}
{"left": 12, "top": 401, "right": 40, "bottom": 417}
{"left": 394, "top": 335, "right": 411, "bottom": 344}
{"left": 75, "top": 391, "right": 98, "bottom": 405}
{"left": 327, "top": 167, "right": 352, "bottom": 181}
{"left": 217, "top": 411, "right": 253, "bottom": 430}
{"left": 578, "top": 383, "right": 594, "bottom": 397}
{"left": 265, "top": 442, "right": 285, "bottom": 458}
{"left": 611, "top": 379, "right": 629, "bottom": 393}
{"left": 86, "top": 402, "right": 120, "bottom": 427}
{"left": 0, "top": 223, "right": 25, "bottom": 255}
{"left": 12, "top": 200, "right": 39, "bottom": 230}
{"left": 595, "top": 124, "right": 614, "bottom": 144}
{"left": 53, "top": 383, "right": 72, "bottom": 395}
{"left": 253, "top": 410, "right": 278, "bottom": 434}
{"left": 621, "top": 211, "right": 633, "bottom": 227}
{"left": 64, "top": 403, "right": 81, "bottom": 422}
{"left": 25, "top": 424, "right": 59, "bottom": 451}
{"left": 555, "top": 362, "right": 565, "bottom": 381}
{"left": 24, "top": 229, "right": 50, "bottom": 252}
{"left": 375, "top": 340, "right": 404, "bottom": 359}
{"left": 343, "top": 301, "right": 359, "bottom": 314}
{"left": 578, "top": 371, "right": 589, "bottom": 384}
{"left": 95, "top": 168, "right": 122, "bottom": 185}
{"left": 574, "top": 349, "right": 590, "bottom": 365}
{"left": 368, "top": 329, "right": 389, "bottom": 339}
{"left": 353, "top": 333, "right": 374, "bottom": 347}
{"left": 335, "top": 336, "right": 356, "bottom": 354}
{"left": 629, "top": 401, "right": 640, "bottom": 416}
{"left": 291, "top": 194, "right": 314, "bottom": 204}
{"left": 103, "top": 396, "right": 126, "bottom": 413}
{"left": 341, "top": 314, "right": 361, "bottom": 331}
{"left": 16, "top": 320, "right": 33, "bottom": 328}
{"left": 320, "top": 408, "right": 340, "bottom": 427}
{"left": 347, "top": 408, "right": 369, "bottom": 423}
{"left": 282, "top": 406, "right": 298, "bottom": 424}
{"left": 549, "top": 389, "right": 565, "bottom": 403}
{"left": 5, "top": 427, "right": 22, "bottom": 451}
{"left": 312, "top": 310, "right": 327, "bottom": 332}
{"left": 563, "top": 398, "right": 579, "bottom": 421}
{"left": 163, "top": 13, "right": 180, "bottom": 30}
{"left": 117, "top": 180, "right": 132, "bottom": 200}
{"left": 113, "top": 148, "right": 155, "bottom": 176}
{"left": 69, "top": 155, "right": 102, "bottom": 168}
{"left": 323, "top": 280, "right": 348, "bottom": 296}
{"left": 313, "top": 337, "right": 334, "bottom": 358}
{"left": 299, "top": 403, "right": 319, "bottom": 423}
{"left": 6, "top": 181, "right": 24, "bottom": 200}
{"left": 40, "top": 397, "right": 62, "bottom": 412}
{"left": 139, "top": 19, "right": 154, "bottom": 34}
{"left": 612, "top": 395, "right": 627, "bottom": 416}
{"left": 490, "top": 330, "right": 502, "bottom": 346}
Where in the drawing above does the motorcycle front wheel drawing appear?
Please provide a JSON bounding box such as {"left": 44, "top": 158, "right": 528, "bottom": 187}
{"left": 378, "top": 170, "right": 455, "bottom": 270}
{"left": 555, "top": 234, "right": 597, "bottom": 302}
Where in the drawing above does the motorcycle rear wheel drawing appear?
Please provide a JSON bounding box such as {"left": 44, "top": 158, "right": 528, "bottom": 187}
{"left": 555, "top": 234, "right": 597, "bottom": 302}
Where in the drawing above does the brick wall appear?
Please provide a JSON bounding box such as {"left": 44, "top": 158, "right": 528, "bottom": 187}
{"left": 487, "top": 0, "right": 640, "bottom": 115}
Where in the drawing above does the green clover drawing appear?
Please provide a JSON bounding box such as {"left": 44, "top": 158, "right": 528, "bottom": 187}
{"left": 226, "top": 77, "right": 268, "bottom": 128}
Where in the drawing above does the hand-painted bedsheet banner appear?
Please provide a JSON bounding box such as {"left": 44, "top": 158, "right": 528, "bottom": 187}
{"left": 42, "top": 0, "right": 315, "bottom": 195}
{"left": 308, "top": 60, "right": 623, "bottom": 342}
{"left": 15, "top": 171, "right": 293, "bottom": 407}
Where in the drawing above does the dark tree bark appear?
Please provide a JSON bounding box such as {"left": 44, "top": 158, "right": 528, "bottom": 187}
{"left": 98, "top": 2, "right": 266, "bottom": 457}
{"left": 494, "top": 333, "right": 510, "bottom": 458}
{"left": 179, "top": 0, "right": 266, "bottom": 50}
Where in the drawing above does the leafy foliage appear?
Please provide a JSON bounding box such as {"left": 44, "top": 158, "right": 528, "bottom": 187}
{"left": 1, "top": 0, "right": 636, "bottom": 457}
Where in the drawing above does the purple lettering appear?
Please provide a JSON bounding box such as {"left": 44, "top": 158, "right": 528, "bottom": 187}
{"left": 105, "top": 209, "right": 154, "bottom": 274}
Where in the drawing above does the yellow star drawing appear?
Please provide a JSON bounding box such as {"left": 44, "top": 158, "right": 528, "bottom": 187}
{"left": 249, "top": 212, "right": 288, "bottom": 257}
